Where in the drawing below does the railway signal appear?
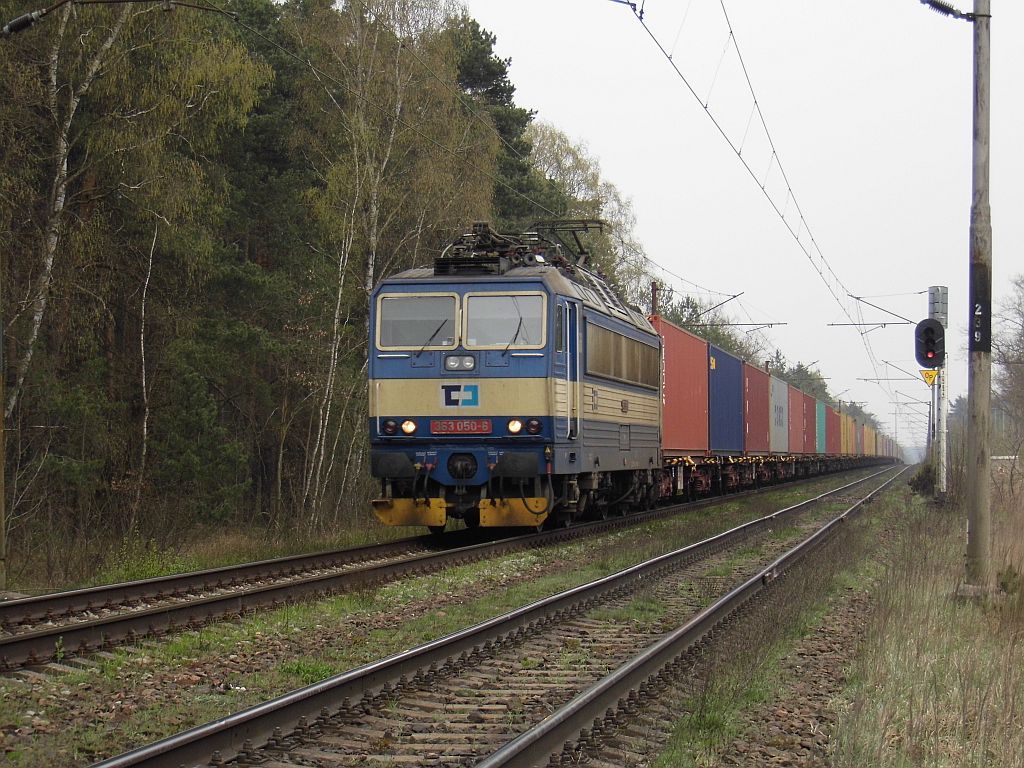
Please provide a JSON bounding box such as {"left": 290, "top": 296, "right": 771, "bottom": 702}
{"left": 915, "top": 318, "right": 945, "bottom": 368}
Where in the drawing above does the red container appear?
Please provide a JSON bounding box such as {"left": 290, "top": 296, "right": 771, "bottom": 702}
{"left": 826, "top": 406, "right": 841, "bottom": 454}
{"left": 802, "top": 392, "right": 817, "bottom": 454}
{"left": 743, "top": 363, "right": 770, "bottom": 455}
{"left": 651, "top": 316, "right": 709, "bottom": 456}
{"left": 788, "top": 386, "right": 804, "bottom": 455}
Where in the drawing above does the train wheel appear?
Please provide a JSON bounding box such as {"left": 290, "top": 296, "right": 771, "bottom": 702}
{"left": 644, "top": 485, "right": 657, "bottom": 511}
{"left": 428, "top": 524, "right": 446, "bottom": 536}
{"left": 550, "top": 508, "right": 572, "bottom": 528}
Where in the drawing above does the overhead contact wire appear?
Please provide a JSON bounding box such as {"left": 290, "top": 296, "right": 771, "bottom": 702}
{"left": 616, "top": 0, "right": 894, "bottom": 417}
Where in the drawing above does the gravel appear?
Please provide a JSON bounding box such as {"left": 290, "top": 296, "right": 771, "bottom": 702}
{"left": 715, "top": 586, "right": 873, "bottom": 767}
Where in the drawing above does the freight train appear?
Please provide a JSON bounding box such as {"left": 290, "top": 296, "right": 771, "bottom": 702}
{"left": 368, "top": 222, "right": 899, "bottom": 533}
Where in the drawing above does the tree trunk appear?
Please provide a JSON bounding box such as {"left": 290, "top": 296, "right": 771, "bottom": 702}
{"left": 5, "top": 4, "right": 132, "bottom": 420}
{"left": 128, "top": 224, "right": 157, "bottom": 534}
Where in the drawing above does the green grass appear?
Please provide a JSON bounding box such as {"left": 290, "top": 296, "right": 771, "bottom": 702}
{"left": 767, "top": 524, "right": 801, "bottom": 540}
{"left": 590, "top": 596, "right": 667, "bottom": 627}
{"left": 80, "top": 525, "right": 410, "bottom": 590}
{"left": 277, "top": 658, "right": 338, "bottom": 685}
{"left": 702, "top": 546, "right": 763, "bottom": 578}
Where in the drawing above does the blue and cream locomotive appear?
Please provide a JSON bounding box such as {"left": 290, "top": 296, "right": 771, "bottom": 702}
{"left": 369, "top": 222, "right": 662, "bottom": 532}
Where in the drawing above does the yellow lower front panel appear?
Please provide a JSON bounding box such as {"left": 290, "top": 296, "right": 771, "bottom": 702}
{"left": 372, "top": 497, "right": 448, "bottom": 527}
{"left": 478, "top": 498, "right": 549, "bottom": 527}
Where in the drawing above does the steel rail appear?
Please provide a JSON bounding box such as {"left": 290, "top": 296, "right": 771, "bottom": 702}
{"left": 0, "top": 525, "right": 569, "bottom": 669}
{"left": 475, "top": 466, "right": 909, "bottom": 767}
{"left": 0, "top": 465, "right": 888, "bottom": 670}
{"left": 88, "top": 466, "right": 899, "bottom": 768}
{"left": 0, "top": 534, "right": 453, "bottom": 626}
{"left": 0, "top": 464, "right": 882, "bottom": 627}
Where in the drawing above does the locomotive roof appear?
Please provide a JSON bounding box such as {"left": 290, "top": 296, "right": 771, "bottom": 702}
{"left": 381, "top": 265, "right": 656, "bottom": 337}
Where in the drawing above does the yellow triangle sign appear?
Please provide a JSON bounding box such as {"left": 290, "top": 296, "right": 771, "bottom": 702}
{"left": 921, "top": 370, "right": 939, "bottom": 386}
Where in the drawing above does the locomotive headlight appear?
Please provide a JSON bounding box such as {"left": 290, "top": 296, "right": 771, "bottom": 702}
{"left": 382, "top": 419, "right": 398, "bottom": 436}
{"left": 507, "top": 418, "right": 523, "bottom": 434}
{"left": 400, "top": 419, "right": 417, "bottom": 435}
{"left": 526, "top": 418, "right": 542, "bottom": 435}
{"left": 445, "top": 355, "right": 475, "bottom": 371}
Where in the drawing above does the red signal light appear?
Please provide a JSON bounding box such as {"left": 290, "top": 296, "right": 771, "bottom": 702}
{"left": 915, "top": 319, "right": 945, "bottom": 368}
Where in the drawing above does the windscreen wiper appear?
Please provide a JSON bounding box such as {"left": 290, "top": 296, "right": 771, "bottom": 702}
{"left": 503, "top": 316, "right": 524, "bottom": 356}
{"left": 415, "top": 320, "right": 448, "bottom": 357}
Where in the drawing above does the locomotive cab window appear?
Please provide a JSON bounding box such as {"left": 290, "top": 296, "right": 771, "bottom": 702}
{"left": 377, "top": 293, "right": 458, "bottom": 350}
{"left": 463, "top": 293, "right": 546, "bottom": 349}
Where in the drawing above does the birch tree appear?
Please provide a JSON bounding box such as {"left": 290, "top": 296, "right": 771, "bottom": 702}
{"left": 1, "top": 2, "right": 269, "bottom": 548}
{"left": 292, "top": 0, "right": 495, "bottom": 528}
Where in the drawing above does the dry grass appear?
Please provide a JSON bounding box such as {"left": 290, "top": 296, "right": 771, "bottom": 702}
{"left": 0, "top": 520, "right": 406, "bottom": 592}
{"left": 832, "top": 476, "right": 1024, "bottom": 768}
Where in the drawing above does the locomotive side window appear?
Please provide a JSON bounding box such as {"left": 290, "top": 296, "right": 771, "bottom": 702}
{"left": 464, "top": 293, "right": 546, "bottom": 349}
{"left": 586, "top": 323, "right": 659, "bottom": 389}
{"left": 555, "top": 305, "right": 564, "bottom": 353}
{"left": 377, "top": 294, "right": 458, "bottom": 350}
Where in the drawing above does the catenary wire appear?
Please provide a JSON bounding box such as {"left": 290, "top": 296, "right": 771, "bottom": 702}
{"left": 216, "top": 0, "right": 735, "bottom": 312}
{"left": 612, "top": 0, "right": 897, "bottom": 428}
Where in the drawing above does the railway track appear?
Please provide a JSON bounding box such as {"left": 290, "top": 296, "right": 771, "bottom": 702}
{"left": 89, "top": 466, "right": 903, "bottom": 768}
{"left": 0, "top": 466, "right": 887, "bottom": 672}
{"left": 483, "top": 465, "right": 908, "bottom": 767}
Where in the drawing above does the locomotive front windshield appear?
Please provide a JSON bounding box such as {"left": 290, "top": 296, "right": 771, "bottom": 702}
{"left": 465, "top": 294, "right": 545, "bottom": 348}
{"left": 378, "top": 294, "right": 456, "bottom": 349}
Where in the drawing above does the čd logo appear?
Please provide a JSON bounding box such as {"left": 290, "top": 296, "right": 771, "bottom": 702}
{"left": 441, "top": 384, "right": 479, "bottom": 407}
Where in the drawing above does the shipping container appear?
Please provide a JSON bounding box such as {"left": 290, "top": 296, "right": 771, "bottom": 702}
{"left": 826, "top": 406, "right": 840, "bottom": 454}
{"left": 864, "top": 425, "right": 876, "bottom": 457}
{"left": 841, "top": 414, "right": 854, "bottom": 455}
{"left": 743, "top": 363, "right": 770, "bottom": 455}
{"left": 788, "top": 386, "right": 805, "bottom": 455}
{"left": 816, "top": 400, "right": 827, "bottom": 454}
{"left": 652, "top": 316, "right": 709, "bottom": 455}
{"left": 770, "top": 376, "right": 789, "bottom": 454}
{"left": 709, "top": 345, "right": 744, "bottom": 454}
{"left": 802, "top": 392, "right": 817, "bottom": 454}
{"left": 855, "top": 423, "right": 865, "bottom": 456}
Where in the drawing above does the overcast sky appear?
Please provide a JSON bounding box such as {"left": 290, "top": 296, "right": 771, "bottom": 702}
{"left": 461, "top": 0, "right": 1021, "bottom": 454}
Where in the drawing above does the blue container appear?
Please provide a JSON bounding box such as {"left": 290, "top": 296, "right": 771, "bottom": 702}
{"left": 708, "top": 345, "right": 744, "bottom": 454}
{"left": 816, "top": 400, "right": 827, "bottom": 454}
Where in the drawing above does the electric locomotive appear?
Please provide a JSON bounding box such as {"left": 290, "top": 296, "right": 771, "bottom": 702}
{"left": 369, "top": 221, "right": 662, "bottom": 532}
